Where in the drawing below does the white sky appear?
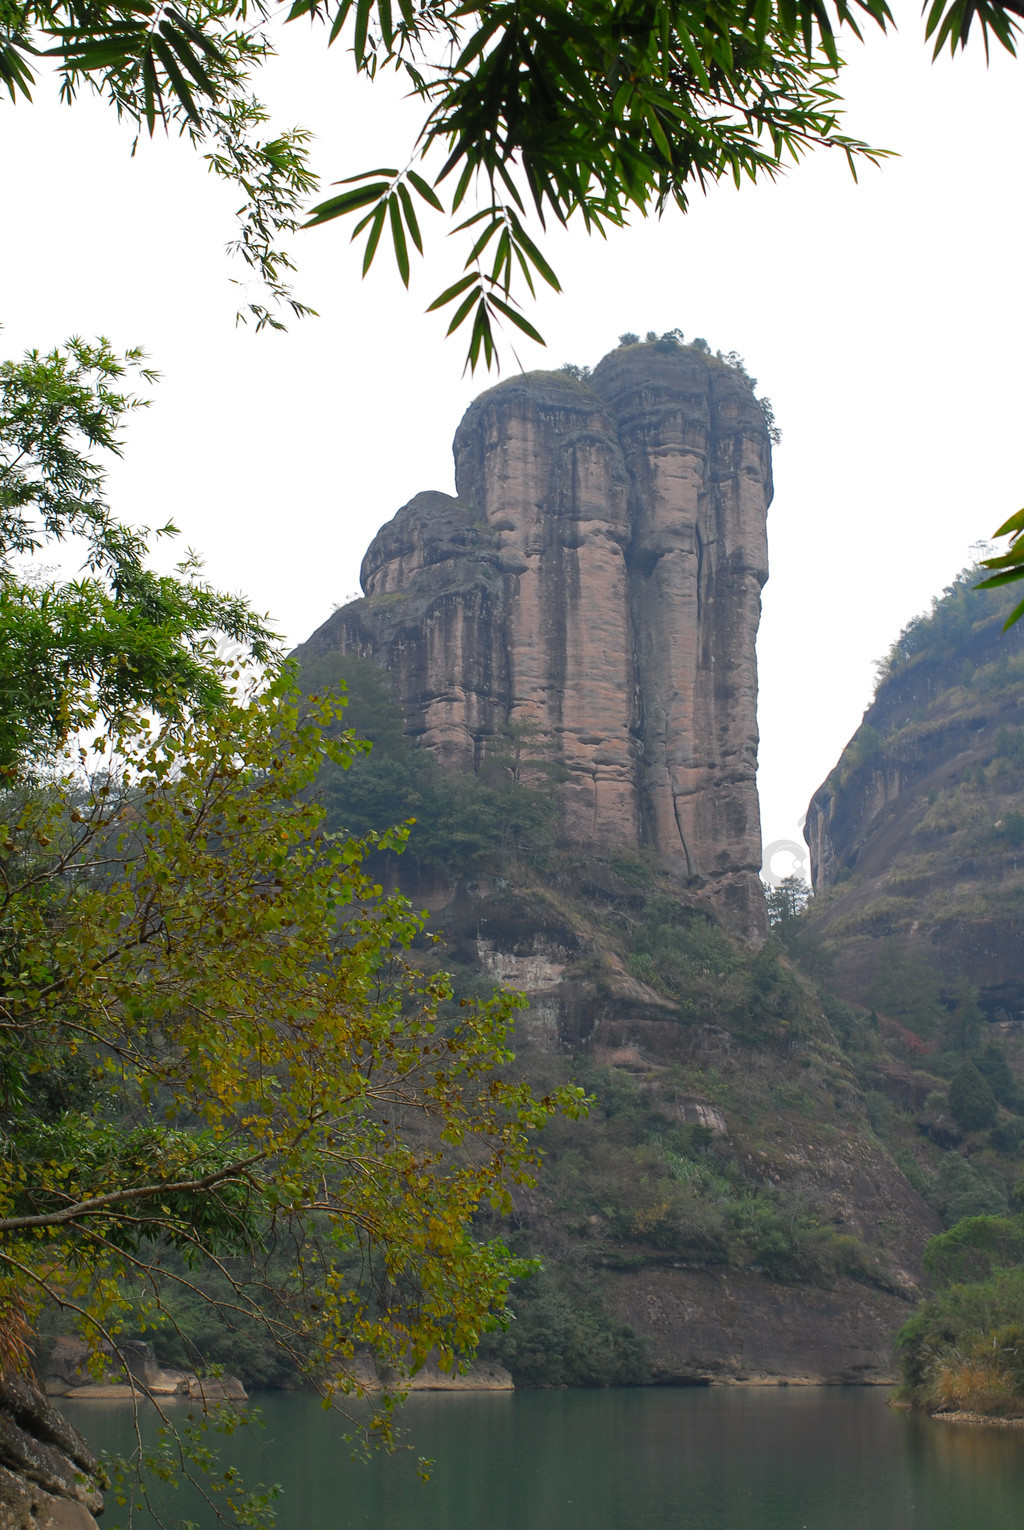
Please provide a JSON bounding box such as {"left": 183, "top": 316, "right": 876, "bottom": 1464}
{"left": 3, "top": 6, "right": 1022, "bottom": 870}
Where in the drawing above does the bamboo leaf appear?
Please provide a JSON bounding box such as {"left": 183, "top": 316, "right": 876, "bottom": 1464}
{"left": 150, "top": 36, "right": 201, "bottom": 123}
{"left": 506, "top": 219, "right": 561, "bottom": 292}
{"left": 389, "top": 195, "right": 410, "bottom": 285}
{"left": 397, "top": 181, "right": 423, "bottom": 254}
{"left": 353, "top": 0, "right": 373, "bottom": 62}
{"left": 362, "top": 202, "right": 388, "bottom": 274}
{"left": 488, "top": 296, "right": 545, "bottom": 344}
{"left": 407, "top": 170, "right": 444, "bottom": 212}
{"left": 976, "top": 567, "right": 1024, "bottom": 590}
{"left": 991, "top": 507, "right": 1024, "bottom": 539}
{"left": 426, "top": 272, "right": 478, "bottom": 312}
{"left": 444, "top": 286, "right": 483, "bottom": 336}
{"left": 378, "top": 0, "right": 394, "bottom": 50}
{"left": 305, "top": 183, "right": 391, "bottom": 227}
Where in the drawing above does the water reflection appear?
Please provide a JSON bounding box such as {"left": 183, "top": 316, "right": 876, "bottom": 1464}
{"left": 63, "top": 1386, "right": 1024, "bottom": 1530}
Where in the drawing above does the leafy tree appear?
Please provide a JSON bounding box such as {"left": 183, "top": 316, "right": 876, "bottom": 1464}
{"left": 297, "top": 653, "right": 565, "bottom": 870}
{"left": 0, "top": 340, "right": 583, "bottom": 1509}
{"left": 4, "top": 0, "right": 1020, "bottom": 361}
{"left": 923, "top": 1214, "right": 1024, "bottom": 1287}
{"left": 0, "top": 338, "right": 276, "bottom": 771}
{"left": 949, "top": 1060, "right": 999, "bottom": 1133}
{"left": 934, "top": 1154, "right": 1009, "bottom": 1225}
{"left": 944, "top": 976, "right": 984, "bottom": 1055}
{"left": 0, "top": 677, "right": 579, "bottom": 1394}
{"left": 899, "top": 1197, "right": 1024, "bottom": 1416}
{"left": 869, "top": 940, "right": 943, "bottom": 1038}
{"left": 975, "top": 1042, "right": 1022, "bottom": 1110}
{"left": 999, "top": 808, "right": 1024, "bottom": 847}
{"left": 765, "top": 874, "right": 810, "bottom": 927}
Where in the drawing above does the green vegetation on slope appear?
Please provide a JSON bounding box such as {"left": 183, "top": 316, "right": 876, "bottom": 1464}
{"left": 299, "top": 651, "right": 563, "bottom": 872}
{"left": 285, "top": 656, "right": 924, "bottom": 1385}
{"left": 1, "top": 342, "right": 584, "bottom": 1516}
{"left": 804, "top": 563, "right": 1024, "bottom": 1011}
{"left": 776, "top": 906, "right": 1024, "bottom": 1229}
{"left": 785, "top": 556, "right": 1024, "bottom": 1411}
{"left": 898, "top": 1202, "right": 1024, "bottom": 1417}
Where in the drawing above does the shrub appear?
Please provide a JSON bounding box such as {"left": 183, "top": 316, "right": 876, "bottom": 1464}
{"left": 999, "top": 810, "right": 1024, "bottom": 848}
{"left": 975, "top": 1044, "right": 1022, "bottom": 1110}
{"left": 949, "top": 1062, "right": 999, "bottom": 1133}
{"left": 479, "top": 1267, "right": 649, "bottom": 1387}
{"left": 991, "top": 1120, "right": 1024, "bottom": 1154}
{"left": 898, "top": 1267, "right": 1024, "bottom": 1414}
{"left": 933, "top": 1156, "right": 1009, "bottom": 1226}
{"left": 923, "top": 1216, "right": 1024, "bottom": 1287}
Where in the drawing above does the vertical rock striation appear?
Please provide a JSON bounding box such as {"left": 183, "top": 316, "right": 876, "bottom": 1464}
{"left": 296, "top": 341, "right": 772, "bottom": 935}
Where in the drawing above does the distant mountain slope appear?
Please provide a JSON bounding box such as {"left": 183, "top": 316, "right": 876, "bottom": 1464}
{"left": 287, "top": 658, "right": 939, "bottom": 1387}
{"left": 805, "top": 566, "right": 1024, "bottom": 1024}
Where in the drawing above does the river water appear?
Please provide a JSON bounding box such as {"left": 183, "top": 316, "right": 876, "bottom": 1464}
{"left": 63, "top": 1386, "right": 1024, "bottom": 1530}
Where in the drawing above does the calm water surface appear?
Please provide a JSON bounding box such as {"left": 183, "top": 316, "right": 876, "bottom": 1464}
{"left": 63, "top": 1386, "right": 1024, "bottom": 1530}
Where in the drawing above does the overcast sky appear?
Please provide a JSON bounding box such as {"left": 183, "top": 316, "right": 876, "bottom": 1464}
{"left": 3, "top": 5, "right": 1022, "bottom": 874}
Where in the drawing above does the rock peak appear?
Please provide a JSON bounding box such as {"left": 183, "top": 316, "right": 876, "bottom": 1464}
{"left": 297, "top": 340, "right": 772, "bottom": 936}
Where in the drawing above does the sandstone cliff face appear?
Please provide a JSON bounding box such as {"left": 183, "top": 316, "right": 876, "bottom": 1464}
{"left": 803, "top": 570, "right": 1024, "bottom": 1019}
{"left": 296, "top": 342, "right": 771, "bottom": 936}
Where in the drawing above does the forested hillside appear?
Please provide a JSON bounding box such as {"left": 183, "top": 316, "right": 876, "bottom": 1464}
{"left": 805, "top": 566, "right": 1024, "bottom": 1022}
{"left": 797, "top": 567, "right": 1024, "bottom": 1416}
{"left": 293, "top": 652, "right": 940, "bottom": 1386}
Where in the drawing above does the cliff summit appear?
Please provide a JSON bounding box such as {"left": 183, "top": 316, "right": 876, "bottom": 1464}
{"left": 297, "top": 338, "right": 772, "bottom": 936}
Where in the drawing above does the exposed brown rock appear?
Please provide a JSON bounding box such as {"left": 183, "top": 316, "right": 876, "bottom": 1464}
{"left": 384, "top": 1359, "right": 514, "bottom": 1392}
{"left": 605, "top": 1268, "right": 907, "bottom": 1384}
{"left": 43, "top": 1336, "right": 245, "bottom": 1405}
{"left": 0, "top": 1467, "right": 98, "bottom": 1530}
{"left": 295, "top": 342, "right": 771, "bottom": 937}
{"left": 803, "top": 588, "right": 1024, "bottom": 1018}
{"left": 0, "top": 1376, "right": 101, "bottom": 1530}
{"left": 338, "top": 1349, "right": 513, "bottom": 1391}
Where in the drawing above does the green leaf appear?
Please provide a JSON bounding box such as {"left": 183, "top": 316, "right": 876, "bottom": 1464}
{"left": 425, "top": 272, "right": 478, "bottom": 312}
{"left": 406, "top": 171, "right": 444, "bottom": 212}
{"left": 444, "top": 285, "right": 483, "bottom": 336}
{"left": 328, "top": 0, "right": 355, "bottom": 45}
{"left": 991, "top": 507, "right": 1024, "bottom": 539}
{"left": 507, "top": 219, "right": 562, "bottom": 293}
{"left": 305, "top": 182, "right": 391, "bottom": 228}
{"left": 396, "top": 181, "right": 423, "bottom": 255}
{"left": 487, "top": 296, "right": 545, "bottom": 345}
{"left": 976, "top": 567, "right": 1024, "bottom": 591}
{"left": 464, "top": 216, "right": 503, "bottom": 266}
{"left": 353, "top": 0, "right": 373, "bottom": 62}
{"left": 362, "top": 201, "right": 387, "bottom": 274}
{"left": 378, "top": 0, "right": 394, "bottom": 49}
{"left": 150, "top": 37, "right": 200, "bottom": 124}
{"left": 388, "top": 195, "right": 410, "bottom": 285}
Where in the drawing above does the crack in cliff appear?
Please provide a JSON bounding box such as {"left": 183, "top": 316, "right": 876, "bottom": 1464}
{"left": 672, "top": 791, "right": 696, "bottom": 878}
{"left": 694, "top": 518, "right": 705, "bottom": 628}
